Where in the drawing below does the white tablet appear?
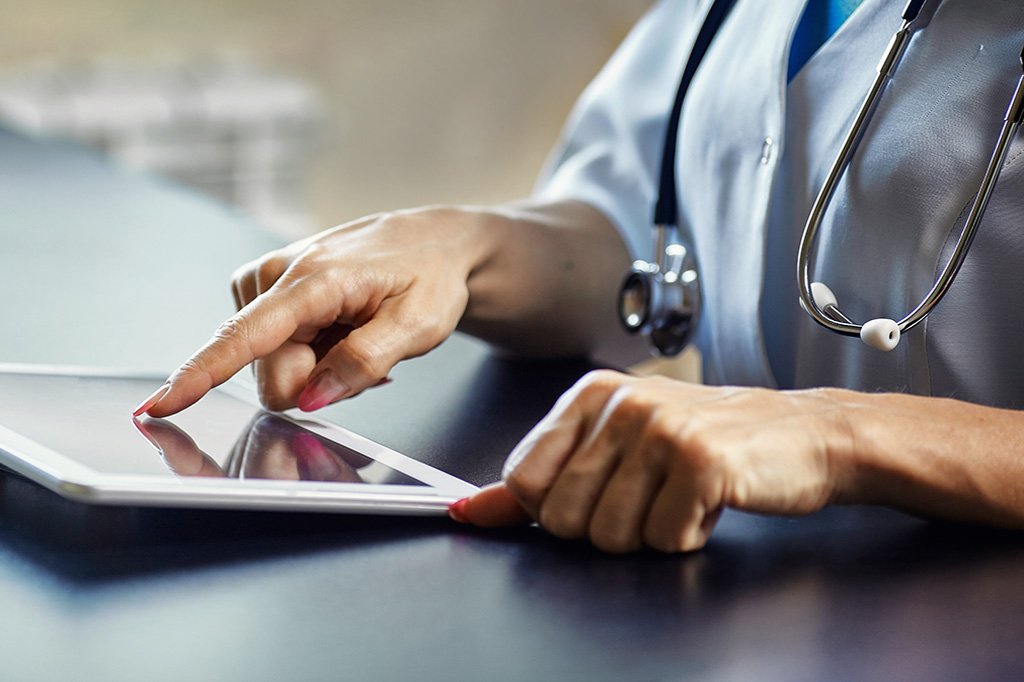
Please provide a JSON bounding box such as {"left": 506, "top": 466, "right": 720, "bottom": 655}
{"left": 0, "top": 364, "right": 478, "bottom": 515}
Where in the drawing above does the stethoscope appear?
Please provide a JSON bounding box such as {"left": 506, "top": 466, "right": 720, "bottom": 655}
{"left": 619, "top": 0, "right": 1024, "bottom": 355}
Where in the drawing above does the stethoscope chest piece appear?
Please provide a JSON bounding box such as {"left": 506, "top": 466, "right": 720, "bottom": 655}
{"left": 617, "top": 0, "right": 737, "bottom": 357}
{"left": 618, "top": 228, "right": 701, "bottom": 357}
{"left": 620, "top": 0, "right": 1024, "bottom": 358}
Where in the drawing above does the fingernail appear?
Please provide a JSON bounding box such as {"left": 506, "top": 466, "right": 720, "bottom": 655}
{"left": 297, "top": 371, "right": 350, "bottom": 412}
{"left": 448, "top": 497, "right": 470, "bottom": 524}
{"left": 133, "top": 383, "right": 170, "bottom": 417}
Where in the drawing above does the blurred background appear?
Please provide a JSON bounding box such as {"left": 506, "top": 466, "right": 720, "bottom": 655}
{"left": 0, "top": 0, "right": 652, "bottom": 238}
{"left": 0, "top": 0, "right": 698, "bottom": 379}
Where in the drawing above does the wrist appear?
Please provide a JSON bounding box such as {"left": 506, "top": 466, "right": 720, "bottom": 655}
{"left": 812, "top": 387, "right": 886, "bottom": 506}
{"left": 450, "top": 198, "right": 631, "bottom": 356}
{"left": 397, "top": 204, "right": 500, "bottom": 276}
{"left": 451, "top": 205, "right": 505, "bottom": 275}
{"left": 455, "top": 201, "right": 558, "bottom": 330}
{"left": 817, "top": 389, "right": 960, "bottom": 510}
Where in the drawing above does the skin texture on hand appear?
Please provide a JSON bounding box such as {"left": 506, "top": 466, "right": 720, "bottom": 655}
{"left": 455, "top": 370, "right": 855, "bottom": 553}
{"left": 142, "top": 206, "right": 482, "bottom": 417}
{"left": 453, "top": 370, "right": 1024, "bottom": 554}
{"left": 132, "top": 194, "right": 1024, "bottom": 554}
{"left": 138, "top": 200, "right": 629, "bottom": 418}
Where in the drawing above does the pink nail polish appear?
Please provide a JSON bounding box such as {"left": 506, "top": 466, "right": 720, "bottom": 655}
{"left": 291, "top": 432, "right": 341, "bottom": 481}
{"left": 448, "top": 497, "right": 470, "bottom": 524}
{"left": 132, "top": 383, "right": 170, "bottom": 417}
{"left": 297, "top": 371, "right": 350, "bottom": 412}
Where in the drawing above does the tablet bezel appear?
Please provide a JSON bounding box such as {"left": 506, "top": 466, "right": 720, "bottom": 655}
{"left": 0, "top": 364, "right": 479, "bottom": 515}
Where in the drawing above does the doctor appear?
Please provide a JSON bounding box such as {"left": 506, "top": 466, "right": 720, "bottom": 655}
{"left": 137, "top": 0, "right": 1024, "bottom": 553}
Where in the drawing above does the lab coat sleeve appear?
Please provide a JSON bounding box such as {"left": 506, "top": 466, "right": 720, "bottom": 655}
{"left": 532, "top": 0, "right": 709, "bottom": 262}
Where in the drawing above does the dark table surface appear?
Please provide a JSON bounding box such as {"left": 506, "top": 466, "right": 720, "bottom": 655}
{"left": 1, "top": 128, "right": 1023, "bottom": 682}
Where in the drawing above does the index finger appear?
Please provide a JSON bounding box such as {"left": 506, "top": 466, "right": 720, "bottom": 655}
{"left": 141, "top": 292, "right": 303, "bottom": 417}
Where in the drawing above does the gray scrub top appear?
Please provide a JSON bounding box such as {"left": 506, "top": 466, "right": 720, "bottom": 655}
{"left": 534, "top": 0, "right": 1024, "bottom": 408}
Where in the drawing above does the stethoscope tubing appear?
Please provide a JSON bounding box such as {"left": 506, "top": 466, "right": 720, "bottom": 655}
{"left": 907, "top": 111, "right": 1021, "bottom": 331}
{"left": 798, "top": 2, "right": 1024, "bottom": 339}
{"left": 629, "top": 0, "right": 1024, "bottom": 356}
{"left": 797, "top": 15, "right": 918, "bottom": 336}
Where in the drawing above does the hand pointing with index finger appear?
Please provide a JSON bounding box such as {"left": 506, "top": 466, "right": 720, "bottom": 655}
{"left": 134, "top": 207, "right": 490, "bottom": 418}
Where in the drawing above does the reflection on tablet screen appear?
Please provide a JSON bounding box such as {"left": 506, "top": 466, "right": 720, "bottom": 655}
{"left": 134, "top": 413, "right": 422, "bottom": 485}
{"left": 0, "top": 373, "right": 425, "bottom": 486}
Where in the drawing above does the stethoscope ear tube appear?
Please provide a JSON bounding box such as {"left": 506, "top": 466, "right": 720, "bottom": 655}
{"left": 795, "top": 23, "right": 909, "bottom": 344}
{"left": 621, "top": 0, "right": 738, "bottom": 357}
{"left": 796, "top": 10, "right": 1024, "bottom": 351}
{"left": 625, "top": 0, "right": 1023, "bottom": 357}
{"left": 902, "top": 0, "right": 927, "bottom": 22}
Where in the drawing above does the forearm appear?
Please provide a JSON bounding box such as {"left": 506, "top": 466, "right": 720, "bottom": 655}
{"left": 458, "top": 199, "right": 634, "bottom": 357}
{"left": 832, "top": 390, "right": 1024, "bottom": 527}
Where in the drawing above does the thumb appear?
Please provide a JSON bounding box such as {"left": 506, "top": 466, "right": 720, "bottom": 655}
{"left": 449, "top": 482, "right": 533, "bottom": 527}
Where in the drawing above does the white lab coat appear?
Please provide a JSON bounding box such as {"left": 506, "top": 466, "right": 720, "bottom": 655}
{"left": 534, "top": 0, "right": 1024, "bottom": 408}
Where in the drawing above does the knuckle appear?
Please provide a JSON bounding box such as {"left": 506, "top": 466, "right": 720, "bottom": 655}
{"left": 589, "top": 523, "right": 639, "bottom": 554}
{"left": 204, "top": 315, "right": 258, "bottom": 367}
{"left": 645, "top": 407, "right": 682, "bottom": 443}
{"left": 567, "top": 369, "right": 625, "bottom": 407}
{"left": 396, "top": 308, "right": 448, "bottom": 346}
{"left": 538, "top": 503, "right": 586, "bottom": 540}
{"left": 214, "top": 315, "right": 249, "bottom": 343}
{"left": 606, "top": 386, "right": 654, "bottom": 429}
{"left": 421, "top": 314, "right": 453, "bottom": 345}
{"left": 291, "top": 243, "right": 333, "bottom": 276}
{"left": 578, "top": 369, "right": 625, "bottom": 393}
{"left": 343, "top": 337, "right": 388, "bottom": 381}
{"left": 643, "top": 528, "right": 683, "bottom": 554}
{"left": 255, "top": 253, "right": 288, "bottom": 290}
{"left": 504, "top": 467, "right": 548, "bottom": 509}
{"left": 682, "top": 435, "right": 718, "bottom": 475}
{"left": 557, "top": 455, "right": 602, "bottom": 484}
{"left": 231, "top": 258, "right": 258, "bottom": 285}
{"left": 297, "top": 240, "right": 328, "bottom": 260}
{"left": 646, "top": 410, "right": 716, "bottom": 473}
{"left": 679, "top": 528, "right": 709, "bottom": 553}
{"left": 174, "top": 355, "right": 217, "bottom": 390}
{"left": 293, "top": 270, "right": 337, "bottom": 309}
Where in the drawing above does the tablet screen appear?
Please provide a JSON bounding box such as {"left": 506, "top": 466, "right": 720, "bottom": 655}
{"left": 0, "top": 373, "right": 424, "bottom": 486}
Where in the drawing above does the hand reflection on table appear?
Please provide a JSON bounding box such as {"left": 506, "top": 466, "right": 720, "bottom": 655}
{"left": 133, "top": 412, "right": 372, "bottom": 483}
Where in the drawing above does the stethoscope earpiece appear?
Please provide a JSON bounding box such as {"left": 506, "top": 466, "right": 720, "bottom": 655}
{"left": 803, "top": 281, "right": 902, "bottom": 351}
{"left": 809, "top": 281, "right": 838, "bottom": 311}
{"left": 625, "top": 0, "right": 1022, "bottom": 358}
{"left": 860, "top": 318, "right": 901, "bottom": 352}
{"left": 796, "top": 7, "right": 1024, "bottom": 352}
